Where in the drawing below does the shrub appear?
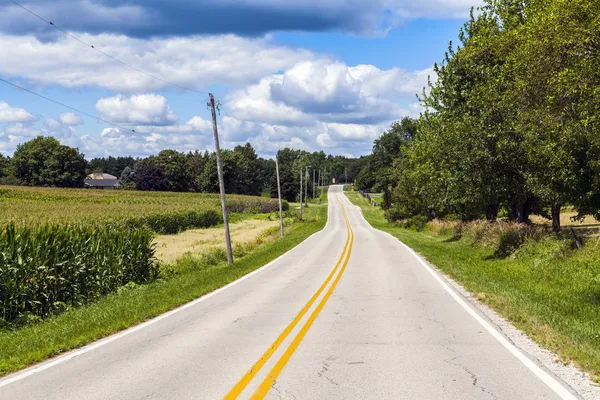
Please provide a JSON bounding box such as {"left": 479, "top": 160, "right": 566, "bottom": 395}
{"left": 401, "top": 215, "right": 428, "bottom": 231}
{"left": 125, "top": 210, "right": 221, "bottom": 234}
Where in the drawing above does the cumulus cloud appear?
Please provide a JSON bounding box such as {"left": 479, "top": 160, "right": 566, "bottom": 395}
{"left": 95, "top": 94, "right": 178, "bottom": 126}
{"left": 1, "top": 0, "right": 481, "bottom": 38}
{"left": 59, "top": 112, "right": 83, "bottom": 126}
{"left": 226, "top": 60, "right": 431, "bottom": 126}
{"left": 0, "top": 34, "right": 316, "bottom": 92}
{"left": 0, "top": 102, "right": 37, "bottom": 123}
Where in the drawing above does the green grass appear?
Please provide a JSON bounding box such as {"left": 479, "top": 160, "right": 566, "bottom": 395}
{"left": 0, "top": 196, "right": 328, "bottom": 377}
{"left": 345, "top": 192, "right": 600, "bottom": 381}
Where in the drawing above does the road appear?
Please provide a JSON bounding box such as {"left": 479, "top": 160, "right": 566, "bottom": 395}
{"left": 0, "top": 185, "right": 578, "bottom": 399}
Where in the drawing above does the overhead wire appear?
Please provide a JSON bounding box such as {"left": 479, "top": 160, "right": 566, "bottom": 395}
{"left": 0, "top": 77, "right": 180, "bottom": 148}
{"left": 8, "top": 0, "right": 210, "bottom": 95}
{"left": 5, "top": 0, "right": 216, "bottom": 149}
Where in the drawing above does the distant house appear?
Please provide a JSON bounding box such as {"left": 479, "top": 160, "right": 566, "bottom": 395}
{"left": 84, "top": 173, "right": 121, "bottom": 189}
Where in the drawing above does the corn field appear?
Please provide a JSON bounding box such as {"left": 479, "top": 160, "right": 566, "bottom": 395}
{"left": 0, "top": 186, "right": 287, "bottom": 325}
{"left": 0, "top": 223, "right": 157, "bottom": 324}
{"left": 0, "top": 186, "right": 284, "bottom": 226}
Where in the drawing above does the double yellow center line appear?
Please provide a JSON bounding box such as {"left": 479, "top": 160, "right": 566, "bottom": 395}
{"left": 224, "top": 195, "right": 354, "bottom": 399}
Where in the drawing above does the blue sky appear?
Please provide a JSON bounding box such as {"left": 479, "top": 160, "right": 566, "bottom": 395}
{"left": 0, "top": 0, "right": 480, "bottom": 159}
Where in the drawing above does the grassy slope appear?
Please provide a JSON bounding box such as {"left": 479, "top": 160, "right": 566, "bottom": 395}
{"left": 345, "top": 192, "right": 600, "bottom": 381}
{"left": 0, "top": 198, "right": 328, "bottom": 377}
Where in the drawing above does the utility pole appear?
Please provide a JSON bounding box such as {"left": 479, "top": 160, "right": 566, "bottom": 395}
{"left": 299, "top": 169, "right": 303, "bottom": 221}
{"left": 208, "top": 93, "right": 233, "bottom": 265}
{"left": 305, "top": 165, "right": 310, "bottom": 207}
{"left": 318, "top": 170, "right": 321, "bottom": 198}
{"left": 312, "top": 168, "right": 315, "bottom": 199}
{"left": 345, "top": 167, "right": 347, "bottom": 185}
{"left": 275, "top": 156, "right": 284, "bottom": 237}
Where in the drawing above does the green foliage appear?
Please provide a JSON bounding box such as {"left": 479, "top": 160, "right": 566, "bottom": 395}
{"left": 125, "top": 210, "right": 221, "bottom": 234}
{"left": 153, "top": 149, "right": 192, "bottom": 192}
{"left": 398, "top": 215, "right": 428, "bottom": 231}
{"left": 360, "top": 0, "right": 600, "bottom": 232}
{"left": 0, "top": 222, "right": 158, "bottom": 324}
{"left": 133, "top": 160, "right": 168, "bottom": 191}
{"left": 88, "top": 156, "right": 136, "bottom": 177}
{"left": 12, "top": 136, "right": 87, "bottom": 188}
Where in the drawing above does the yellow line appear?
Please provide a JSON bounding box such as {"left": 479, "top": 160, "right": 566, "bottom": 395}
{"left": 223, "top": 196, "right": 351, "bottom": 399}
{"left": 250, "top": 197, "right": 354, "bottom": 399}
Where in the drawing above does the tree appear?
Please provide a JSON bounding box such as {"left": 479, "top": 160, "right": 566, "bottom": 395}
{"left": 133, "top": 160, "right": 168, "bottom": 191}
{"left": 186, "top": 151, "right": 209, "bottom": 192}
{"left": 505, "top": 0, "right": 600, "bottom": 231}
{"left": 0, "top": 154, "right": 17, "bottom": 185}
{"left": 0, "top": 154, "right": 10, "bottom": 178}
{"left": 88, "top": 156, "right": 135, "bottom": 177}
{"left": 153, "top": 149, "right": 191, "bottom": 192}
{"left": 270, "top": 148, "right": 303, "bottom": 201}
{"left": 259, "top": 158, "right": 276, "bottom": 193}
{"left": 233, "top": 143, "right": 263, "bottom": 196}
{"left": 357, "top": 118, "right": 416, "bottom": 208}
{"left": 12, "top": 136, "right": 87, "bottom": 188}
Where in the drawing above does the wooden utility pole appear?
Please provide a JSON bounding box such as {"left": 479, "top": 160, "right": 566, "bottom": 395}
{"left": 275, "top": 156, "right": 284, "bottom": 237}
{"left": 299, "top": 169, "right": 303, "bottom": 220}
{"left": 312, "top": 169, "right": 315, "bottom": 199}
{"left": 208, "top": 93, "right": 233, "bottom": 264}
{"left": 318, "top": 170, "right": 321, "bottom": 197}
{"left": 304, "top": 166, "right": 309, "bottom": 207}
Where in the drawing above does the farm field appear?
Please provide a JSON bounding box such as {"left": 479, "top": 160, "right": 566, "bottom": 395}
{"left": 0, "top": 185, "right": 286, "bottom": 327}
{"left": 0, "top": 185, "right": 281, "bottom": 225}
{"left": 155, "top": 218, "right": 284, "bottom": 264}
{"left": 0, "top": 193, "right": 328, "bottom": 376}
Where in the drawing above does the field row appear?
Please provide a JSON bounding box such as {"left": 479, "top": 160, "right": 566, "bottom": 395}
{"left": 0, "top": 186, "right": 285, "bottom": 224}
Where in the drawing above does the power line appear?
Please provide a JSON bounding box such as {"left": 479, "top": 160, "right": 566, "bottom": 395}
{"left": 8, "top": 0, "right": 209, "bottom": 95}
{"left": 0, "top": 77, "right": 179, "bottom": 148}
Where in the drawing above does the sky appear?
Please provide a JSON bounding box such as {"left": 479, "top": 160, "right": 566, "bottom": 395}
{"left": 0, "top": 0, "right": 482, "bottom": 159}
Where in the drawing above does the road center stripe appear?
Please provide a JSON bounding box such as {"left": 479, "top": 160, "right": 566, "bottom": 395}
{"left": 249, "top": 197, "right": 354, "bottom": 399}
{"left": 223, "top": 195, "right": 352, "bottom": 399}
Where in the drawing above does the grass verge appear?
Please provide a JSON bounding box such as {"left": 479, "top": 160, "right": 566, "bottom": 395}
{"left": 0, "top": 197, "right": 327, "bottom": 377}
{"left": 345, "top": 191, "right": 600, "bottom": 382}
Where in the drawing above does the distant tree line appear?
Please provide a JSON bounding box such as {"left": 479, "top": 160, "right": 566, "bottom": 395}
{"left": 0, "top": 136, "right": 363, "bottom": 201}
{"left": 356, "top": 0, "right": 600, "bottom": 233}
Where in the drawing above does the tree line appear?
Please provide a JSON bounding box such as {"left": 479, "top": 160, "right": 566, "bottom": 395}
{"left": 0, "top": 135, "right": 364, "bottom": 200}
{"left": 356, "top": 0, "right": 600, "bottom": 233}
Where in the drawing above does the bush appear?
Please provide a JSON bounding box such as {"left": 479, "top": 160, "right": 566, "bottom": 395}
{"left": 125, "top": 210, "right": 221, "bottom": 234}
{"left": 401, "top": 215, "right": 428, "bottom": 231}
{"left": 226, "top": 198, "right": 283, "bottom": 213}
{"left": 0, "top": 222, "right": 158, "bottom": 324}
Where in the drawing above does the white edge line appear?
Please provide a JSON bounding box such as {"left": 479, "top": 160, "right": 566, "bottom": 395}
{"left": 0, "top": 194, "right": 334, "bottom": 388}
{"left": 344, "top": 194, "right": 578, "bottom": 400}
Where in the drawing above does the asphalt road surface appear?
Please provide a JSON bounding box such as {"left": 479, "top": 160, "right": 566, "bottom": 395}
{"left": 0, "top": 185, "right": 579, "bottom": 399}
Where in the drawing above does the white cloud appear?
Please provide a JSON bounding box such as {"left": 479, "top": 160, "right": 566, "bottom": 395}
{"left": 95, "top": 94, "right": 178, "bottom": 126}
{"left": 226, "top": 60, "right": 431, "bottom": 126}
{"left": 59, "top": 112, "right": 83, "bottom": 126}
{"left": 316, "top": 132, "right": 335, "bottom": 148}
{"left": 0, "top": 102, "right": 37, "bottom": 123}
{"left": 0, "top": 34, "right": 316, "bottom": 92}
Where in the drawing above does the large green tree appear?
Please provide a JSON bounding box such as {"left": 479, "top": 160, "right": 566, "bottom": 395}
{"left": 153, "top": 149, "right": 191, "bottom": 192}
{"left": 12, "top": 136, "right": 87, "bottom": 188}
